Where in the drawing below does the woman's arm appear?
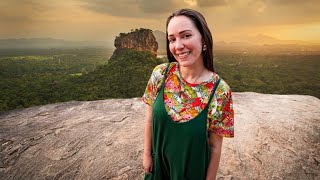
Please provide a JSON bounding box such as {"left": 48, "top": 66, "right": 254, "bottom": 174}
{"left": 206, "top": 133, "right": 223, "bottom": 180}
{"left": 143, "top": 105, "right": 153, "bottom": 173}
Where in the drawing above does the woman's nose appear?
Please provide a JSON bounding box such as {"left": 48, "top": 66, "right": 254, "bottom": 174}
{"left": 175, "top": 39, "right": 184, "bottom": 50}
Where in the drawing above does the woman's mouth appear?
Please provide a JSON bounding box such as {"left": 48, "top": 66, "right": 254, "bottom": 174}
{"left": 177, "top": 51, "right": 191, "bottom": 58}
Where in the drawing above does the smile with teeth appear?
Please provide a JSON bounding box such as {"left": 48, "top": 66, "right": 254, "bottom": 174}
{"left": 177, "top": 51, "right": 191, "bottom": 58}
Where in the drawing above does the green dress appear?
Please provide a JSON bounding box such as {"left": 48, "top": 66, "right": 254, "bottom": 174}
{"left": 145, "top": 66, "right": 221, "bottom": 180}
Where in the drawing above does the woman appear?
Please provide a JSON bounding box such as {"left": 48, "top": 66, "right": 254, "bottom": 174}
{"left": 142, "top": 8, "right": 234, "bottom": 180}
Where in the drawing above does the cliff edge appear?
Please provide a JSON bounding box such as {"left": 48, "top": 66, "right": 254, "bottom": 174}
{"left": 0, "top": 92, "right": 319, "bottom": 179}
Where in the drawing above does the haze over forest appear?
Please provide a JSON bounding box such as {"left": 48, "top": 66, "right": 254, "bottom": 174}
{"left": 1, "top": 33, "right": 320, "bottom": 55}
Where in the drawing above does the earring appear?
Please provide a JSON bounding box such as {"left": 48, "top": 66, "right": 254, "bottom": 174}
{"left": 202, "top": 44, "right": 207, "bottom": 51}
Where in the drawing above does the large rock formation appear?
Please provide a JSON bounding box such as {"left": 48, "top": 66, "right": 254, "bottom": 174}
{"left": 0, "top": 92, "right": 319, "bottom": 180}
{"left": 113, "top": 28, "right": 158, "bottom": 58}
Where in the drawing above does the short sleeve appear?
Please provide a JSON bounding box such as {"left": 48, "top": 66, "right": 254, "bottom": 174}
{"left": 141, "top": 63, "right": 169, "bottom": 106}
{"left": 208, "top": 80, "right": 234, "bottom": 137}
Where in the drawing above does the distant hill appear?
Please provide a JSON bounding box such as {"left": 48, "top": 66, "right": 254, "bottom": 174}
{"left": 214, "top": 41, "right": 320, "bottom": 55}
{"left": 246, "top": 34, "right": 310, "bottom": 45}
{"left": 0, "top": 38, "right": 113, "bottom": 49}
{"left": 2, "top": 34, "right": 319, "bottom": 55}
{"left": 153, "top": 30, "right": 167, "bottom": 55}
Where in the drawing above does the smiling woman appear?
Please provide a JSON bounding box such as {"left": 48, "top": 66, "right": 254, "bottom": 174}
{"left": 142, "top": 8, "right": 234, "bottom": 180}
{"left": 167, "top": 15, "right": 204, "bottom": 71}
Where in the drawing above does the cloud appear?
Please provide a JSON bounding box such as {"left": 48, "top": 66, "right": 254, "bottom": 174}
{"left": 78, "top": 0, "right": 320, "bottom": 27}
{"left": 264, "top": 0, "right": 316, "bottom": 6}
{"left": 81, "top": 0, "right": 140, "bottom": 18}
{"left": 249, "top": 0, "right": 320, "bottom": 18}
{"left": 139, "top": 0, "right": 182, "bottom": 13}
{"left": 210, "top": 0, "right": 320, "bottom": 28}
{"left": 80, "top": 0, "right": 187, "bottom": 18}
{"left": 0, "top": 0, "right": 78, "bottom": 24}
{"left": 0, "top": 0, "right": 319, "bottom": 42}
{"left": 197, "top": 0, "right": 229, "bottom": 7}
{"left": 0, "top": 0, "right": 37, "bottom": 24}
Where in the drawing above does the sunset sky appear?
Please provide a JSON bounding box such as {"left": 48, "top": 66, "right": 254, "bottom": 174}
{"left": 1, "top": 0, "right": 320, "bottom": 45}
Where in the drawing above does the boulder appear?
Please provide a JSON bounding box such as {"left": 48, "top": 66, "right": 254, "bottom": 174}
{"left": 0, "top": 92, "right": 319, "bottom": 179}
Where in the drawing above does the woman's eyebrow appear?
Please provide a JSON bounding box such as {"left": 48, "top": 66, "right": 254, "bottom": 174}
{"left": 168, "top": 30, "right": 192, "bottom": 37}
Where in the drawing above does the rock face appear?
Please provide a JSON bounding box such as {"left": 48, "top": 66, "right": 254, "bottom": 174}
{"left": 0, "top": 92, "right": 319, "bottom": 180}
{"left": 113, "top": 28, "right": 158, "bottom": 58}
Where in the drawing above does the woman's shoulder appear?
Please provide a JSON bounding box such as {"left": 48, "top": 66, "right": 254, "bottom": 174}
{"left": 153, "top": 63, "right": 168, "bottom": 72}
{"left": 214, "top": 74, "right": 232, "bottom": 97}
{"left": 152, "top": 62, "right": 177, "bottom": 77}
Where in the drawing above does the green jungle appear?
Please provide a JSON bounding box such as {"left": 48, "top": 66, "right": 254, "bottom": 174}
{"left": 0, "top": 48, "right": 319, "bottom": 112}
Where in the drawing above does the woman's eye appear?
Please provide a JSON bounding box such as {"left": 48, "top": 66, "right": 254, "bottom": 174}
{"left": 183, "top": 34, "right": 191, "bottom": 38}
{"left": 168, "top": 38, "right": 175, "bottom": 43}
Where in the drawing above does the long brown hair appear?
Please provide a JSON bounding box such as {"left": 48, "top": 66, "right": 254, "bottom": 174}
{"left": 166, "top": 8, "right": 214, "bottom": 72}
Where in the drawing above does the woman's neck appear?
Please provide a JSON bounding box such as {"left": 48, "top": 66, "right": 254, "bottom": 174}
{"left": 179, "top": 62, "right": 208, "bottom": 84}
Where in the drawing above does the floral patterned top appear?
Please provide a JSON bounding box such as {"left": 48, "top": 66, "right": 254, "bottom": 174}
{"left": 142, "top": 62, "right": 234, "bottom": 137}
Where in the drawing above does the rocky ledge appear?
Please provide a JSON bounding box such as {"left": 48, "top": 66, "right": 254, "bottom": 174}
{"left": 0, "top": 92, "right": 319, "bottom": 180}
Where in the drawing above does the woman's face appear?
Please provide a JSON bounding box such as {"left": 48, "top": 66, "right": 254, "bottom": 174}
{"left": 167, "top": 15, "right": 203, "bottom": 68}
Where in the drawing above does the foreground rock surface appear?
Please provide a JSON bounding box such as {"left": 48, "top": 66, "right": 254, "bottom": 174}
{"left": 0, "top": 92, "right": 319, "bottom": 180}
